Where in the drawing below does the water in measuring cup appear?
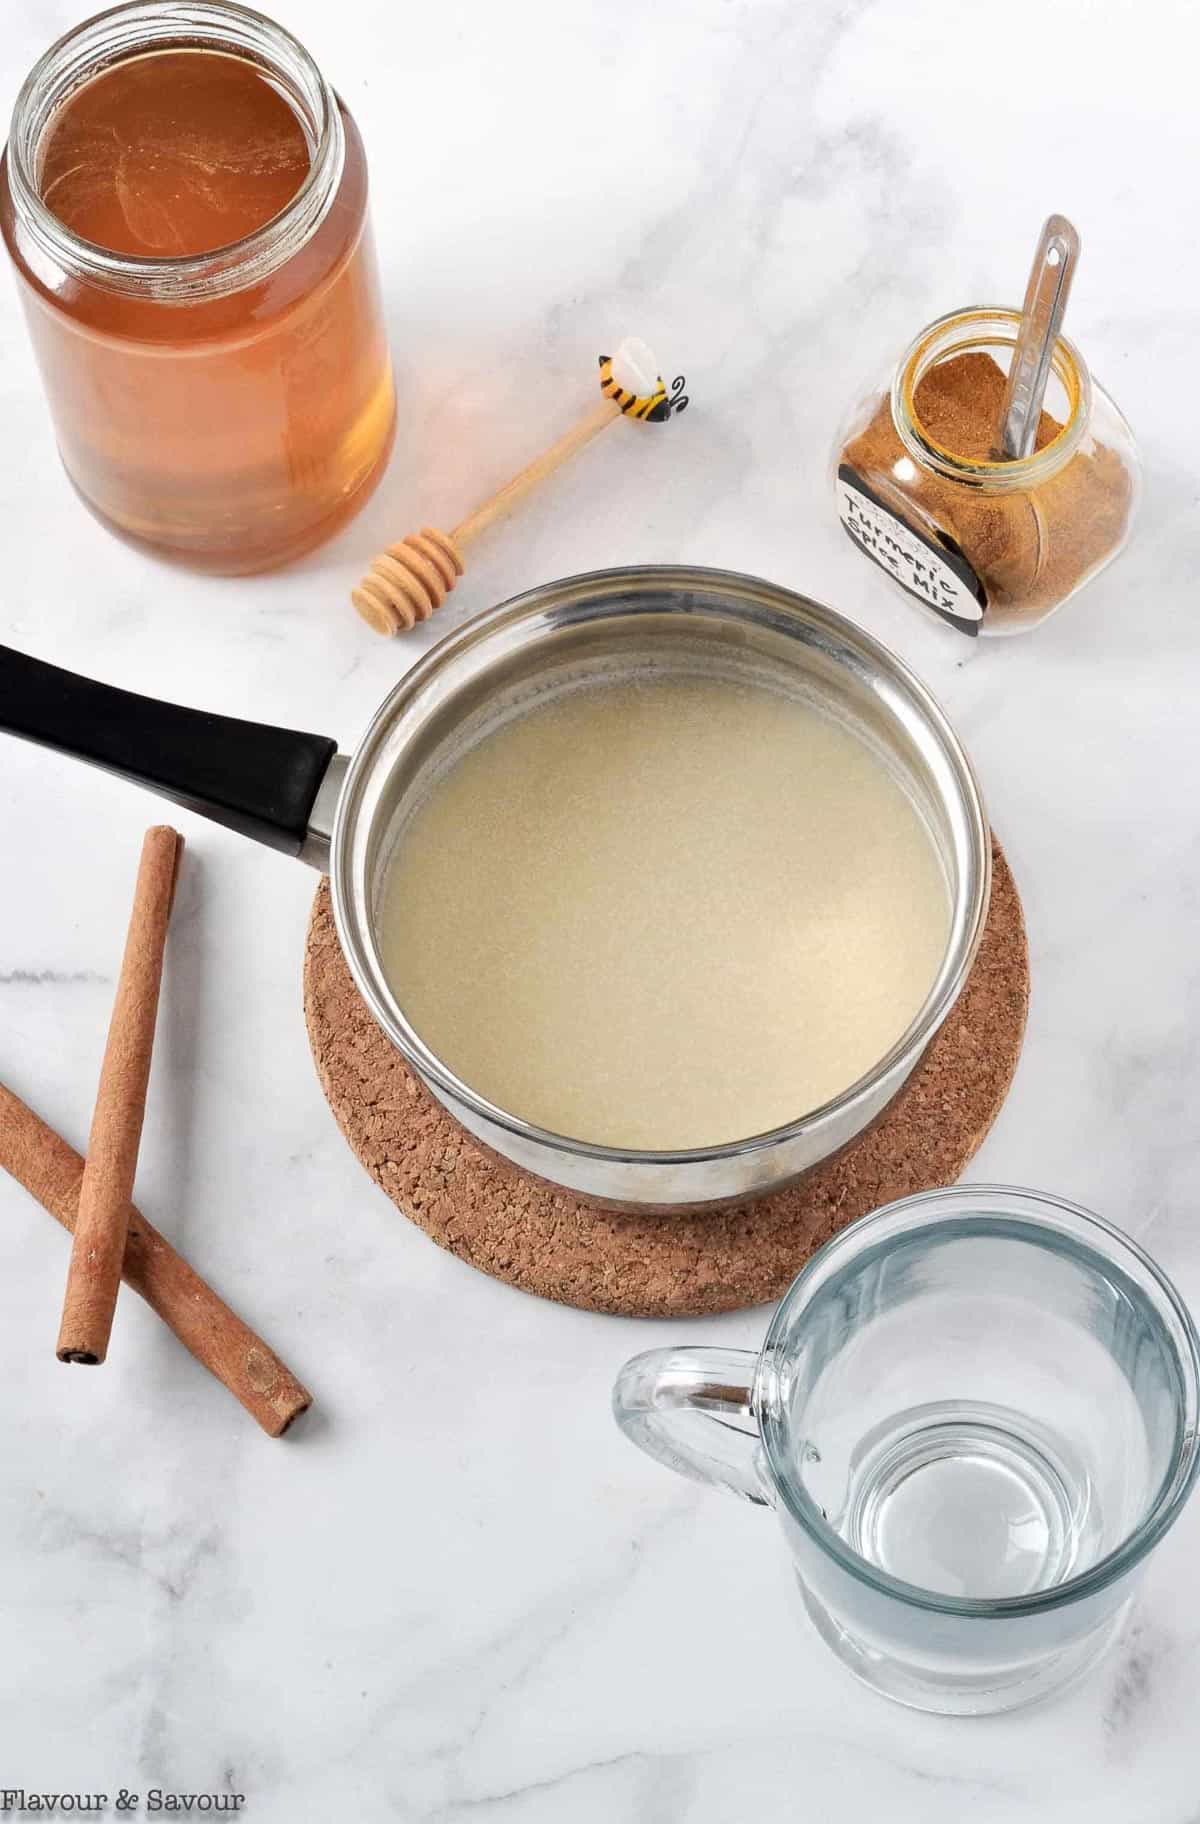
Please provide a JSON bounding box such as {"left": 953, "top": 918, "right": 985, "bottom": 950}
{"left": 791, "top": 1228, "right": 1179, "bottom": 1601}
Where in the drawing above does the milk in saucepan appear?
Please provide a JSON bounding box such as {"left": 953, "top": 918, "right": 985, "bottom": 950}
{"left": 379, "top": 675, "right": 950, "bottom": 1150}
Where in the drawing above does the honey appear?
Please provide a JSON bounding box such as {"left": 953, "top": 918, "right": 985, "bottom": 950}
{"left": 39, "top": 50, "right": 312, "bottom": 258}
{"left": 1, "top": 6, "right": 395, "bottom": 572}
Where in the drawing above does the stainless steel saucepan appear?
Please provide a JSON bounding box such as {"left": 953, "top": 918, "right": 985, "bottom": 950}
{"left": 0, "top": 565, "right": 991, "bottom": 1208}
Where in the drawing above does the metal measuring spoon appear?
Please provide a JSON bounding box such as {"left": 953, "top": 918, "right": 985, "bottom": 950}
{"left": 995, "top": 214, "right": 1081, "bottom": 460}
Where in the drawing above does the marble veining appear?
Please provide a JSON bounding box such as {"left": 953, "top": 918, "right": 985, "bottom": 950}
{"left": 0, "top": 968, "right": 110, "bottom": 984}
{"left": 2, "top": 0, "right": 1200, "bottom": 1819}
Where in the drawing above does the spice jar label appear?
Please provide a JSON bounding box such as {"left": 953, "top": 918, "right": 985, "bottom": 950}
{"left": 836, "top": 465, "right": 987, "bottom": 635}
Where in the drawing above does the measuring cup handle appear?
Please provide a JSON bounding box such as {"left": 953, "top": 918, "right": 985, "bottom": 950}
{"left": 612, "top": 1347, "right": 770, "bottom": 1506}
{"left": 0, "top": 641, "right": 340, "bottom": 861}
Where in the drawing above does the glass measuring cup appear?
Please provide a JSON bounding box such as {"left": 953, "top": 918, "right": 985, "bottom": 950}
{"left": 613, "top": 1187, "right": 1200, "bottom": 1714}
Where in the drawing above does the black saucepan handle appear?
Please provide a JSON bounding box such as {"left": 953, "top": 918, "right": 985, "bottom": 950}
{"left": 0, "top": 643, "right": 339, "bottom": 857}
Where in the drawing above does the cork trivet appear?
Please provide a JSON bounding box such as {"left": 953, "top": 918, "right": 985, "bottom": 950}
{"left": 303, "top": 838, "right": 1027, "bottom": 1317}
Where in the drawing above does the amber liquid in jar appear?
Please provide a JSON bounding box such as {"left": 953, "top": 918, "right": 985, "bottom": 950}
{"left": 40, "top": 50, "right": 313, "bottom": 257}
{"left": 2, "top": 29, "right": 395, "bottom": 572}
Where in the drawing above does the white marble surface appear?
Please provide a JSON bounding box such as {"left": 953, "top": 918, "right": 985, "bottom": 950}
{"left": 2, "top": 0, "right": 1200, "bottom": 1816}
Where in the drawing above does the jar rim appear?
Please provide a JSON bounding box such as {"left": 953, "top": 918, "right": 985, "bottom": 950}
{"left": 891, "top": 307, "right": 1093, "bottom": 491}
{"left": 5, "top": 0, "right": 344, "bottom": 302}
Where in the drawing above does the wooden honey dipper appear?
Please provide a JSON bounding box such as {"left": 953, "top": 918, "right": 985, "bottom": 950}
{"left": 353, "top": 339, "right": 687, "bottom": 636}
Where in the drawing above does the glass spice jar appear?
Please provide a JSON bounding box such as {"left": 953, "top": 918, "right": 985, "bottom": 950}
{"left": 0, "top": 0, "right": 396, "bottom": 574}
{"left": 832, "top": 308, "right": 1140, "bottom": 635}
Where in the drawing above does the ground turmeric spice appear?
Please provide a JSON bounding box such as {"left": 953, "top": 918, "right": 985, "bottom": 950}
{"left": 839, "top": 350, "right": 1134, "bottom": 633}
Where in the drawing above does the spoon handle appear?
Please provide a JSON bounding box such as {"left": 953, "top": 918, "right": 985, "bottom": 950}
{"left": 996, "top": 214, "right": 1081, "bottom": 460}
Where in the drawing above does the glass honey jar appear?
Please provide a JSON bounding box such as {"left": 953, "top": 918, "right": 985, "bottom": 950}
{"left": 833, "top": 308, "right": 1140, "bottom": 635}
{"left": 0, "top": 1, "right": 396, "bottom": 573}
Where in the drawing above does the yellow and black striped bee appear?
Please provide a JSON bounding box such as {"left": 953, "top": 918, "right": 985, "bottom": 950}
{"left": 598, "top": 356, "right": 689, "bottom": 423}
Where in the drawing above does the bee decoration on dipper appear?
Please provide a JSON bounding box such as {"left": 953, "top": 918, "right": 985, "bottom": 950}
{"left": 599, "top": 355, "right": 689, "bottom": 422}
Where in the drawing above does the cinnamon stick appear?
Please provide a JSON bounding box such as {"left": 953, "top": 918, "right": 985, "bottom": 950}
{"left": 2, "top": 1081, "right": 311, "bottom": 1435}
{"left": 57, "top": 826, "right": 182, "bottom": 1365}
